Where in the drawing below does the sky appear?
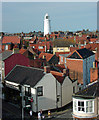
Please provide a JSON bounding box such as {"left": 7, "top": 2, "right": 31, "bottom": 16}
{"left": 1, "top": 2, "right": 97, "bottom": 33}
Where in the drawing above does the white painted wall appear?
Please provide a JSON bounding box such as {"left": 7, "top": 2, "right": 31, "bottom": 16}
{"left": 34, "top": 73, "right": 56, "bottom": 112}
{"left": 62, "top": 76, "right": 73, "bottom": 107}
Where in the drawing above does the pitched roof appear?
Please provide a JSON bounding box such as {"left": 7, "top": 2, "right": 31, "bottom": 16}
{"left": 39, "top": 53, "right": 54, "bottom": 62}
{"left": 68, "top": 48, "right": 95, "bottom": 59}
{"left": 53, "top": 39, "right": 75, "bottom": 47}
{"left": 76, "top": 48, "right": 95, "bottom": 59}
{"left": 19, "top": 48, "right": 27, "bottom": 54}
{"left": 50, "top": 71, "right": 64, "bottom": 83}
{"left": 73, "top": 81, "right": 99, "bottom": 98}
{"left": 5, "top": 65, "right": 45, "bottom": 87}
{"left": 0, "top": 50, "right": 13, "bottom": 60}
{"left": 2, "top": 36, "right": 21, "bottom": 44}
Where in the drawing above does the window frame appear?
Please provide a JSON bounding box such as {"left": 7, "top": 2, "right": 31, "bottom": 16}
{"left": 37, "top": 86, "right": 43, "bottom": 96}
{"left": 73, "top": 99, "right": 94, "bottom": 113}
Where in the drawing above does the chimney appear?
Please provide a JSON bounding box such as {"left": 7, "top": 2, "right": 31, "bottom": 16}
{"left": 90, "top": 68, "right": 98, "bottom": 82}
{"left": 63, "top": 69, "right": 66, "bottom": 75}
{"left": 44, "top": 66, "right": 50, "bottom": 73}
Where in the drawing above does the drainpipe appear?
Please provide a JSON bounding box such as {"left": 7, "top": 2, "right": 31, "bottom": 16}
{"left": 56, "top": 79, "right": 58, "bottom": 109}
{"left": 35, "top": 88, "right": 38, "bottom": 112}
{"left": 61, "top": 84, "right": 62, "bottom": 107}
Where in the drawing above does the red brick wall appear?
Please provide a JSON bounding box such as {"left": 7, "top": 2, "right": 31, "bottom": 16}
{"left": 4, "top": 53, "right": 30, "bottom": 76}
{"left": 59, "top": 56, "right": 66, "bottom": 64}
{"left": 66, "top": 59, "right": 83, "bottom": 72}
{"left": 90, "top": 68, "right": 98, "bottom": 82}
{"left": 2, "top": 44, "right": 11, "bottom": 51}
{"left": 66, "top": 59, "right": 83, "bottom": 84}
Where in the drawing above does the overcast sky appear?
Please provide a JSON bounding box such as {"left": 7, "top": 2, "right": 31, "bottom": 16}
{"left": 2, "top": 2, "right": 97, "bottom": 33}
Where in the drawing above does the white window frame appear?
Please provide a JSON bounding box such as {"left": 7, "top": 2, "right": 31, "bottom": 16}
{"left": 38, "top": 46, "right": 43, "bottom": 49}
{"left": 65, "top": 58, "right": 66, "bottom": 63}
{"left": 5, "top": 45, "right": 8, "bottom": 50}
{"left": 73, "top": 99, "right": 94, "bottom": 114}
{"left": 61, "top": 57, "right": 63, "bottom": 62}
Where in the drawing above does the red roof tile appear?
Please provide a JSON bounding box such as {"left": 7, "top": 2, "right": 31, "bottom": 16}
{"left": 39, "top": 53, "right": 54, "bottom": 62}
{"left": 19, "top": 48, "right": 27, "bottom": 54}
{"left": 2, "top": 36, "right": 21, "bottom": 44}
{"left": 50, "top": 71, "right": 64, "bottom": 83}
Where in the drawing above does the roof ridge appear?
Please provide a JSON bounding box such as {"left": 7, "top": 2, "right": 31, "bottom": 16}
{"left": 16, "top": 64, "right": 44, "bottom": 71}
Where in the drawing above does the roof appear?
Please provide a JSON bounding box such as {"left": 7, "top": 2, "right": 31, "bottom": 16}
{"left": 39, "top": 53, "right": 54, "bottom": 62}
{"left": 53, "top": 39, "right": 75, "bottom": 47}
{"left": 0, "top": 50, "right": 13, "bottom": 60}
{"left": 68, "top": 48, "right": 95, "bottom": 59}
{"left": 59, "top": 54, "right": 70, "bottom": 58}
{"left": 2, "top": 36, "right": 21, "bottom": 44}
{"left": 19, "top": 48, "right": 27, "bottom": 54}
{"left": 73, "top": 81, "right": 99, "bottom": 99}
{"left": 50, "top": 71, "right": 64, "bottom": 83}
{"left": 5, "top": 65, "right": 45, "bottom": 87}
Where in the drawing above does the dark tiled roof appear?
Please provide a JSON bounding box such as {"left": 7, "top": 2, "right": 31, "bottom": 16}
{"left": 5, "top": 65, "right": 45, "bottom": 87}
{"left": 0, "top": 50, "right": 13, "bottom": 61}
{"left": 76, "top": 48, "right": 95, "bottom": 59}
{"left": 73, "top": 81, "right": 99, "bottom": 98}
{"left": 69, "top": 48, "right": 95, "bottom": 59}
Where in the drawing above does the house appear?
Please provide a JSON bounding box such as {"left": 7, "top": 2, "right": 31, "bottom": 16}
{"left": 29, "top": 41, "right": 53, "bottom": 53}
{"left": 72, "top": 80, "right": 99, "bottom": 119}
{"left": 50, "top": 70, "right": 78, "bottom": 108}
{"left": 2, "top": 53, "right": 30, "bottom": 79}
{"left": 39, "top": 53, "right": 58, "bottom": 65}
{"left": 2, "top": 36, "right": 21, "bottom": 51}
{"left": 0, "top": 50, "right": 13, "bottom": 81}
{"left": 66, "top": 48, "right": 95, "bottom": 87}
{"left": 4, "top": 65, "right": 78, "bottom": 112}
{"left": 4, "top": 65, "right": 58, "bottom": 112}
{"left": 53, "top": 38, "right": 75, "bottom": 54}
{"left": 59, "top": 53, "right": 70, "bottom": 65}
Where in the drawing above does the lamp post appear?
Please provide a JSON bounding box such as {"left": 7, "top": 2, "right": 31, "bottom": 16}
{"left": 21, "top": 86, "right": 24, "bottom": 120}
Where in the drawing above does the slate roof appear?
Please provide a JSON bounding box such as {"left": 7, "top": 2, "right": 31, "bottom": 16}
{"left": 76, "top": 48, "right": 95, "bottom": 59}
{"left": 73, "top": 81, "right": 99, "bottom": 98}
{"left": 0, "top": 50, "right": 13, "bottom": 61}
{"left": 68, "top": 48, "right": 95, "bottom": 59}
{"left": 5, "top": 65, "right": 45, "bottom": 87}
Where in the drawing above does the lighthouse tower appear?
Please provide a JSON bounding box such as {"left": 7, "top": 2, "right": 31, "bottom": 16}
{"left": 44, "top": 13, "right": 51, "bottom": 36}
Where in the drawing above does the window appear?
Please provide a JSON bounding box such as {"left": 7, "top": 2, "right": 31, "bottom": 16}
{"left": 78, "top": 101, "right": 85, "bottom": 112}
{"left": 86, "top": 101, "right": 93, "bottom": 112}
{"left": 73, "top": 100, "right": 94, "bottom": 113}
{"left": 61, "top": 57, "right": 63, "bottom": 62}
{"left": 46, "top": 16, "right": 48, "bottom": 19}
{"left": 65, "top": 58, "right": 66, "bottom": 63}
{"left": 37, "top": 86, "right": 43, "bottom": 96}
{"left": 5, "top": 45, "right": 8, "bottom": 50}
{"left": 39, "top": 46, "right": 43, "bottom": 49}
{"left": 73, "top": 86, "right": 75, "bottom": 93}
{"left": 25, "top": 87, "right": 31, "bottom": 96}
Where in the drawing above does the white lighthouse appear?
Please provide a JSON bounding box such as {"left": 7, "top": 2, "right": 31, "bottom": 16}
{"left": 44, "top": 13, "right": 51, "bottom": 36}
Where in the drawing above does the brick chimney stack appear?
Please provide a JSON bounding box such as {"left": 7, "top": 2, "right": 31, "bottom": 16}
{"left": 44, "top": 66, "right": 50, "bottom": 73}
